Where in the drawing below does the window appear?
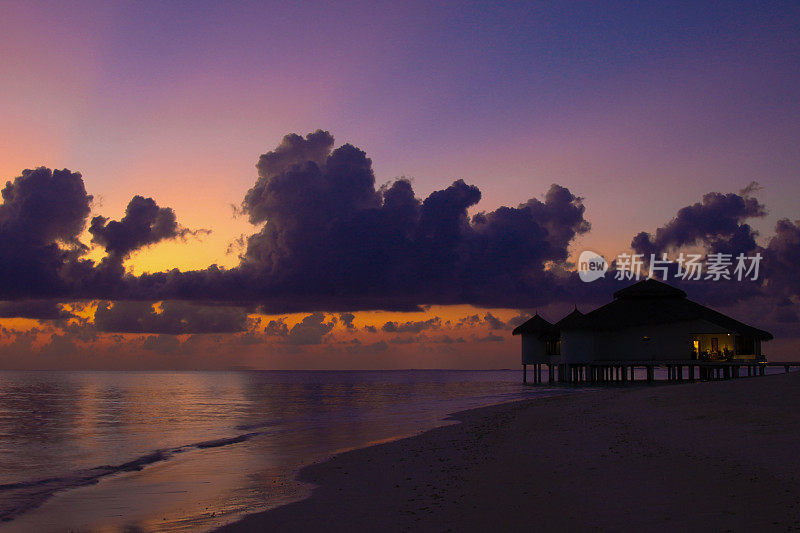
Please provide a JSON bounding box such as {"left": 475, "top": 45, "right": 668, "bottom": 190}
{"left": 546, "top": 339, "right": 561, "bottom": 355}
{"left": 735, "top": 336, "right": 755, "bottom": 355}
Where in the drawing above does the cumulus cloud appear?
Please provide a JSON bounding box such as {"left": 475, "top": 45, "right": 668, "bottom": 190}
{"left": 287, "top": 313, "right": 336, "bottom": 345}
{"left": 621, "top": 186, "right": 799, "bottom": 328}
{"left": 93, "top": 301, "right": 248, "bottom": 334}
{"left": 764, "top": 218, "right": 800, "bottom": 300}
{"left": 456, "top": 314, "right": 481, "bottom": 328}
{"left": 482, "top": 312, "right": 529, "bottom": 330}
{"left": 264, "top": 317, "right": 289, "bottom": 337}
{"left": 483, "top": 312, "right": 505, "bottom": 330}
{"left": 4, "top": 132, "right": 796, "bottom": 346}
{"left": 631, "top": 189, "right": 766, "bottom": 257}
{"left": 381, "top": 317, "right": 441, "bottom": 333}
{"left": 0, "top": 167, "right": 92, "bottom": 298}
{"left": 339, "top": 312, "right": 357, "bottom": 330}
{"left": 0, "top": 168, "right": 203, "bottom": 302}
{"left": 201, "top": 130, "right": 591, "bottom": 310}
{"left": 89, "top": 195, "right": 208, "bottom": 274}
{"left": 1, "top": 132, "right": 593, "bottom": 312}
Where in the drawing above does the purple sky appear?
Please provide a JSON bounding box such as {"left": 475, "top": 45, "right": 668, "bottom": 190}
{"left": 1, "top": 1, "right": 798, "bottom": 368}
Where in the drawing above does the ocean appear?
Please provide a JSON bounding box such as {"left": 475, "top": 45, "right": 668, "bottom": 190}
{"left": 0, "top": 370, "right": 564, "bottom": 532}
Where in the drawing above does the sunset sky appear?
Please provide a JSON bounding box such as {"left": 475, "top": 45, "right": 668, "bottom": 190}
{"left": 1, "top": 1, "right": 798, "bottom": 369}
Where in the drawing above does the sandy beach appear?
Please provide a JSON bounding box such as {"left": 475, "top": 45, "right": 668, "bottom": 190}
{"left": 219, "top": 372, "right": 800, "bottom": 532}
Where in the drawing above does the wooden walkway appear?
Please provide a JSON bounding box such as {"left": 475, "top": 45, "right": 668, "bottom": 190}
{"left": 523, "top": 361, "right": 800, "bottom": 385}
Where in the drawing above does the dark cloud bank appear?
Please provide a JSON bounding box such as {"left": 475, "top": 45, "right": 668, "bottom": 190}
{"left": 0, "top": 131, "right": 797, "bottom": 334}
{"left": 0, "top": 131, "right": 591, "bottom": 312}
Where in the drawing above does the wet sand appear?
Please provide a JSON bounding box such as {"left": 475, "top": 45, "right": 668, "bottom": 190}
{"left": 219, "top": 372, "right": 800, "bottom": 532}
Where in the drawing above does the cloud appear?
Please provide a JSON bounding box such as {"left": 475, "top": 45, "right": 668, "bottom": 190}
{"left": 287, "top": 313, "right": 336, "bottom": 345}
{"left": 473, "top": 332, "right": 505, "bottom": 342}
{"left": 388, "top": 335, "right": 419, "bottom": 344}
{"left": 93, "top": 301, "right": 248, "bottom": 334}
{"left": 339, "top": 312, "right": 356, "bottom": 330}
{"left": 631, "top": 189, "right": 766, "bottom": 256}
{"left": 425, "top": 334, "right": 465, "bottom": 344}
{"left": 4, "top": 132, "right": 796, "bottom": 346}
{"left": 1, "top": 132, "right": 593, "bottom": 312}
{"left": 189, "top": 130, "right": 590, "bottom": 310}
{"left": 483, "top": 312, "right": 506, "bottom": 330}
{"left": 621, "top": 187, "right": 800, "bottom": 331}
{"left": 0, "top": 300, "right": 72, "bottom": 320}
{"left": 456, "top": 314, "right": 481, "bottom": 328}
{"left": 264, "top": 317, "right": 289, "bottom": 337}
{"left": 381, "top": 317, "right": 441, "bottom": 333}
{"left": 461, "top": 312, "right": 529, "bottom": 330}
{"left": 0, "top": 167, "right": 92, "bottom": 298}
{"left": 89, "top": 195, "right": 209, "bottom": 274}
{"left": 344, "top": 339, "right": 389, "bottom": 354}
{"left": 142, "top": 334, "right": 182, "bottom": 354}
{"left": 505, "top": 313, "right": 529, "bottom": 330}
{"left": 764, "top": 218, "right": 800, "bottom": 300}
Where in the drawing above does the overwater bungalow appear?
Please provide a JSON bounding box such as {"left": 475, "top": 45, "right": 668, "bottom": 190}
{"left": 513, "top": 278, "right": 774, "bottom": 383}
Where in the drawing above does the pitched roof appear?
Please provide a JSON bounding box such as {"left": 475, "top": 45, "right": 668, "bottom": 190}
{"left": 558, "top": 279, "right": 773, "bottom": 340}
{"left": 554, "top": 307, "right": 589, "bottom": 330}
{"left": 512, "top": 313, "right": 553, "bottom": 336}
{"left": 612, "top": 277, "right": 686, "bottom": 299}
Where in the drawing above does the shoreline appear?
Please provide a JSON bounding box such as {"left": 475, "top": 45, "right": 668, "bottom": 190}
{"left": 217, "top": 373, "right": 800, "bottom": 532}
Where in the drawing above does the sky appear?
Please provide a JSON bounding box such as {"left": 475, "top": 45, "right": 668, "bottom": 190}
{"left": 0, "top": 0, "right": 798, "bottom": 369}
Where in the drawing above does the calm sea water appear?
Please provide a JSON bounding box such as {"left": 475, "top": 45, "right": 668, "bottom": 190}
{"left": 0, "top": 370, "right": 564, "bottom": 532}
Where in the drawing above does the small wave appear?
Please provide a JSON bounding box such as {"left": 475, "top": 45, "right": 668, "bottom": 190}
{"left": 196, "top": 432, "right": 259, "bottom": 449}
{"left": 0, "top": 430, "right": 263, "bottom": 522}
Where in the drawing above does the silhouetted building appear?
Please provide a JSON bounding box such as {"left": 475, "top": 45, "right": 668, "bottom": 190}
{"left": 513, "top": 278, "right": 772, "bottom": 367}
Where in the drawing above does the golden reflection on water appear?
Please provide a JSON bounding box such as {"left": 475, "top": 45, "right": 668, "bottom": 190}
{"left": 0, "top": 370, "right": 536, "bottom": 532}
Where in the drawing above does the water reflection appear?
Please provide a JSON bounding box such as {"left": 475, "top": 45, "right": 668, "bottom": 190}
{"left": 0, "top": 370, "right": 557, "bottom": 532}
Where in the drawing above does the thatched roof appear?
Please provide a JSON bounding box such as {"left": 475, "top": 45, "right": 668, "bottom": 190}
{"left": 612, "top": 278, "right": 686, "bottom": 299}
{"left": 567, "top": 278, "right": 773, "bottom": 340}
{"left": 554, "top": 307, "right": 589, "bottom": 330}
{"left": 512, "top": 313, "right": 554, "bottom": 336}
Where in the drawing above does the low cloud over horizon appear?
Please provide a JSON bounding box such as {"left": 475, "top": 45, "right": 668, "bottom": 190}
{"left": 0, "top": 130, "right": 797, "bottom": 366}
